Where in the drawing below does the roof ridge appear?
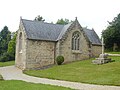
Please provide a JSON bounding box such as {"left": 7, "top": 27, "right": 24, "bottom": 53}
{"left": 22, "top": 19, "right": 64, "bottom": 26}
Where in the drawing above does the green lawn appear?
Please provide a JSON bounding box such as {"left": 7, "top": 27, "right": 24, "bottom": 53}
{"left": 24, "top": 56, "right": 120, "bottom": 86}
{"left": 0, "top": 80, "right": 72, "bottom": 90}
{"left": 0, "top": 61, "right": 15, "bottom": 67}
{"left": 0, "top": 74, "right": 3, "bottom": 80}
{"left": 106, "top": 51, "right": 120, "bottom": 54}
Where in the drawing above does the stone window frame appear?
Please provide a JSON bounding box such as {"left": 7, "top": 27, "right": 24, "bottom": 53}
{"left": 72, "top": 31, "right": 80, "bottom": 51}
{"left": 19, "top": 32, "right": 22, "bottom": 54}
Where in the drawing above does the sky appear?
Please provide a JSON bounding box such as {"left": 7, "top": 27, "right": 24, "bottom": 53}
{"left": 0, "top": 0, "right": 120, "bottom": 37}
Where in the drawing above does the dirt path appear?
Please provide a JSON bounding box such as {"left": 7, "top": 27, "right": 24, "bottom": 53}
{"left": 0, "top": 66, "right": 120, "bottom": 90}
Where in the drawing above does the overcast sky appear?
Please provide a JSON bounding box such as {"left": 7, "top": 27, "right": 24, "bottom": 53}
{"left": 0, "top": 0, "right": 120, "bottom": 37}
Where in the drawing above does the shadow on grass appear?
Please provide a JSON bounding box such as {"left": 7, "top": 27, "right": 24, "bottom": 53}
{"left": 110, "top": 60, "right": 115, "bottom": 62}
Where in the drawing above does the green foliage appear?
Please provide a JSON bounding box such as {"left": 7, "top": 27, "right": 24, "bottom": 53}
{"left": 102, "top": 13, "right": 120, "bottom": 51}
{"left": 0, "top": 52, "right": 15, "bottom": 62}
{"left": 56, "top": 18, "right": 72, "bottom": 25}
{"left": 34, "top": 15, "right": 45, "bottom": 21}
{"left": 24, "top": 56, "right": 120, "bottom": 86}
{"left": 0, "top": 26, "right": 17, "bottom": 62}
{"left": 7, "top": 32, "right": 17, "bottom": 60}
{"left": 0, "top": 26, "right": 11, "bottom": 55}
{"left": 56, "top": 56, "right": 64, "bottom": 65}
{"left": 0, "top": 52, "right": 10, "bottom": 62}
{"left": 0, "top": 80, "right": 72, "bottom": 90}
{"left": 0, "top": 26, "right": 11, "bottom": 40}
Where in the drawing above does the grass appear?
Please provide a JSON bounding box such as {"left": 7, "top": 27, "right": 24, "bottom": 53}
{"left": 0, "top": 61, "right": 15, "bottom": 67}
{"left": 24, "top": 56, "right": 120, "bottom": 86}
{"left": 0, "top": 74, "right": 3, "bottom": 80}
{"left": 106, "top": 51, "right": 120, "bottom": 54}
{"left": 0, "top": 80, "right": 72, "bottom": 90}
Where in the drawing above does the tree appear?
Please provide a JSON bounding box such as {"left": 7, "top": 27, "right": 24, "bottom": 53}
{"left": 0, "top": 31, "right": 17, "bottom": 62}
{"left": 7, "top": 32, "right": 17, "bottom": 60}
{"left": 0, "top": 26, "right": 12, "bottom": 62}
{"left": 0, "top": 26, "right": 11, "bottom": 55}
{"left": 34, "top": 15, "right": 45, "bottom": 21}
{"left": 56, "top": 18, "right": 72, "bottom": 25}
{"left": 102, "top": 13, "right": 120, "bottom": 51}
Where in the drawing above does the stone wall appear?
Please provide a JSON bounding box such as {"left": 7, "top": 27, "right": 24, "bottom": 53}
{"left": 25, "top": 40, "right": 55, "bottom": 69}
{"left": 15, "top": 22, "right": 27, "bottom": 70}
{"left": 91, "top": 45, "right": 102, "bottom": 57}
{"left": 56, "top": 28, "right": 89, "bottom": 63}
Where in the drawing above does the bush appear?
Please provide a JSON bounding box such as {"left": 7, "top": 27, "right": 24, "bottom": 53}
{"left": 56, "top": 56, "right": 64, "bottom": 65}
{"left": 0, "top": 52, "right": 15, "bottom": 62}
{"left": 0, "top": 53, "right": 9, "bottom": 62}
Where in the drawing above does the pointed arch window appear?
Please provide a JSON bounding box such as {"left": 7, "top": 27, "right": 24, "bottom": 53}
{"left": 72, "top": 31, "right": 80, "bottom": 50}
{"left": 19, "top": 32, "right": 22, "bottom": 53}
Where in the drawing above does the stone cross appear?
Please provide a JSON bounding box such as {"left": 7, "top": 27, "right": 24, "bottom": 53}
{"left": 92, "top": 37, "right": 112, "bottom": 64}
{"left": 102, "top": 37, "right": 104, "bottom": 54}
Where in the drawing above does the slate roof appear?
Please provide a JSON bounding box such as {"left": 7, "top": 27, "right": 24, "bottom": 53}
{"left": 21, "top": 19, "right": 101, "bottom": 45}
{"left": 22, "top": 19, "right": 64, "bottom": 41}
{"left": 83, "top": 28, "right": 101, "bottom": 45}
{"left": 57, "top": 23, "right": 72, "bottom": 40}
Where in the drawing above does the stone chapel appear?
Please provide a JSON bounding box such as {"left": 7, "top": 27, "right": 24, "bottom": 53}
{"left": 15, "top": 18, "right": 102, "bottom": 70}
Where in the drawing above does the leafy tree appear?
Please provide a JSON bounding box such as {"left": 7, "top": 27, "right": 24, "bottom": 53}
{"left": 0, "top": 26, "right": 13, "bottom": 62}
{"left": 0, "top": 26, "right": 11, "bottom": 55}
{"left": 0, "top": 31, "right": 17, "bottom": 62}
{"left": 7, "top": 32, "right": 17, "bottom": 60}
{"left": 34, "top": 15, "right": 45, "bottom": 21}
{"left": 56, "top": 18, "right": 72, "bottom": 25}
{"left": 102, "top": 13, "right": 120, "bottom": 51}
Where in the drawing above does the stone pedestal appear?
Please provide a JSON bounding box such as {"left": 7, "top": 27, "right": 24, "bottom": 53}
{"left": 92, "top": 54, "right": 111, "bottom": 64}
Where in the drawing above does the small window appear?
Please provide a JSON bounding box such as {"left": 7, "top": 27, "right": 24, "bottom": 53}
{"left": 19, "top": 32, "right": 22, "bottom": 53}
{"left": 72, "top": 31, "right": 80, "bottom": 50}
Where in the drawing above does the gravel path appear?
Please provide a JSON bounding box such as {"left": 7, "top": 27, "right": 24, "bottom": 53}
{"left": 0, "top": 66, "right": 120, "bottom": 90}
